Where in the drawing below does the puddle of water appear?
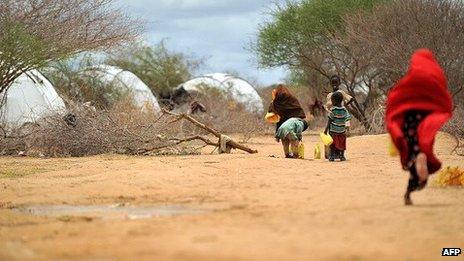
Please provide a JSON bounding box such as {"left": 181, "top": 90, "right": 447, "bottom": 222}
{"left": 14, "top": 204, "right": 210, "bottom": 220}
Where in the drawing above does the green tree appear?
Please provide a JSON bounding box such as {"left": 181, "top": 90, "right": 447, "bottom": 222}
{"left": 255, "top": 0, "right": 386, "bottom": 69}
{"left": 254, "top": 0, "right": 390, "bottom": 129}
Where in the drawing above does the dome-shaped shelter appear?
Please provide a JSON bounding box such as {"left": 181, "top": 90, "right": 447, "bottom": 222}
{"left": 0, "top": 70, "right": 66, "bottom": 128}
{"left": 178, "top": 73, "right": 264, "bottom": 113}
{"left": 88, "top": 65, "right": 161, "bottom": 113}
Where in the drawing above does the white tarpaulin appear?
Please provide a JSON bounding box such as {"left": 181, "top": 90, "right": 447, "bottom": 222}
{"left": 179, "top": 73, "right": 264, "bottom": 113}
{"left": 90, "top": 65, "right": 161, "bottom": 113}
{"left": 0, "top": 70, "right": 66, "bottom": 128}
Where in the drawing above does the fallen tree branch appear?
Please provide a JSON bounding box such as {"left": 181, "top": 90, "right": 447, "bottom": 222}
{"left": 162, "top": 109, "right": 258, "bottom": 154}
{"left": 137, "top": 135, "right": 219, "bottom": 155}
{"left": 170, "top": 136, "right": 219, "bottom": 147}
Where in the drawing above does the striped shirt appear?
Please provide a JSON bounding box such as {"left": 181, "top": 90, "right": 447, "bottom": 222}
{"left": 328, "top": 106, "right": 352, "bottom": 133}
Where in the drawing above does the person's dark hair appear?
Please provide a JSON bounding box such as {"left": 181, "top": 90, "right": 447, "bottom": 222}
{"left": 331, "top": 91, "right": 343, "bottom": 107}
{"left": 330, "top": 75, "right": 340, "bottom": 86}
{"left": 302, "top": 119, "right": 309, "bottom": 131}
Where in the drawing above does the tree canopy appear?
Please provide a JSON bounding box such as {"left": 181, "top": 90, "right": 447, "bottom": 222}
{"left": 0, "top": 0, "right": 141, "bottom": 96}
{"left": 254, "top": 0, "right": 464, "bottom": 132}
{"left": 255, "top": 0, "right": 389, "bottom": 69}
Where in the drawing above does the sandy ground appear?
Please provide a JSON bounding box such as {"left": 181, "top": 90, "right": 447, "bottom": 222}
{"left": 0, "top": 133, "right": 463, "bottom": 261}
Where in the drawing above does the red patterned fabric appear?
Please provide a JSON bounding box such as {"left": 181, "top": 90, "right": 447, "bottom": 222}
{"left": 386, "top": 49, "right": 453, "bottom": 174}
{"left": 330, "top": 132, "right": 346, "bottom": 151}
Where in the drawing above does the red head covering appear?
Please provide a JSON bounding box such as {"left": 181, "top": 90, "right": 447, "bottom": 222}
{"left": 386, "top": 49, "right": 453, "bottom": 173}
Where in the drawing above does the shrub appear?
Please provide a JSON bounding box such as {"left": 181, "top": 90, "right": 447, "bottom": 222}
{"left": 45, "top": 57, "right": 129, "bottom": 109}
{"left": 0, "top": 99, "right": 202, "bottom": 157}
{"left": 173, "top": 86, "right": 272, "bottom": 141}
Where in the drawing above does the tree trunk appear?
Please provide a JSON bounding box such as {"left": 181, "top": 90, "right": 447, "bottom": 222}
{"left": 347, "top": 101, "right": 371, "bottom": 130}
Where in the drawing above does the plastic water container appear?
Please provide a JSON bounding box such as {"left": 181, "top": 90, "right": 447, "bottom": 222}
{"left": 314, "top": 144, "right": 321, "bottom": 159}
{"left": 388, "top": 135, "right": 399, "bottom": 157}
{"left": 264, "top": 112, "right": 280, "bottom": 123}
{"left": 298, "top": 143, "right": 305, "bottom": 159}
{"left": 320, "top": 132, "right": 334, "bottom": 146}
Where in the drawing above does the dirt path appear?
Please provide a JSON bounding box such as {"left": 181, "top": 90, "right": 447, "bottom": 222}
{"left": 1, "top": 133, "right": 463, "bottom": 260}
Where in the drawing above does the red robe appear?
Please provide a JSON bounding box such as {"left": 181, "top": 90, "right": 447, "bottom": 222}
{"left": 386, "top": 49, "right": 453, "bottom": 174}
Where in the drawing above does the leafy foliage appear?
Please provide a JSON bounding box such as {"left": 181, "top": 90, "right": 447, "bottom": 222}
{"left": 254, "top": 0, "right": 464, "bottom": 133}
{"left": 255, "top": 0, "right": 388, "bottom": 68}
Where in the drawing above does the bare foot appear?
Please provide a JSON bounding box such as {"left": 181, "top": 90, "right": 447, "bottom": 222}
{"left": 415, "top": 153, "right": 429, "bottom": 182}
{"left": 404, "top": 194, "right": 413, "bottom": 206}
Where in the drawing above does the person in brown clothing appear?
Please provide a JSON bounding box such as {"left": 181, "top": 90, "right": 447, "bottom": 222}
{"left": 267, "top": 84, "right": 309, "bottom": 158}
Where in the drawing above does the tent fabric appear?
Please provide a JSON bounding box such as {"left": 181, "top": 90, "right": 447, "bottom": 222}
{"left": 0, "top": 70, "right": 66, "bottom": 128}
{"left": 386, "top": 49, "right": 453, "bottom": 174}
{"left": 91, "top": 65, "right": 161, "bottom": 113}
{"left": 180, "top": 73, "right": 264, "bottom": 113}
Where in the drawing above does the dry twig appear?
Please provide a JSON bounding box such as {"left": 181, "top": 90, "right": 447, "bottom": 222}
{"left": 162, "top": 109, "right": 258, "bottom": 154}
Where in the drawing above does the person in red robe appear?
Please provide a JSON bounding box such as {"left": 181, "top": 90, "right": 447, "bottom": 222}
{"left": 386, "top": 49, "right": 453, "bottom": 205}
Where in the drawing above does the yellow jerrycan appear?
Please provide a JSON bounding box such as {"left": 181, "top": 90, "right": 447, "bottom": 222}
{"left": 297, "top": 143, "right": 305, "bottom": 159}
{"left": 264, "top": 112, "right": 281, "bottom": 123}
{"left": 320, "top": 132, "right": 333, "bottom": 146}
{"left": 314, "top": 143, "right": 321, "bottom": 159}
{"left": 388, "top": 135, "right": 399, "bottom": 157}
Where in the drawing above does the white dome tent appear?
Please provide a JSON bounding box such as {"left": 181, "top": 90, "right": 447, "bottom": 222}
{"left": 178, "top": 73, "right": 264, "bottom": 114}
{"left": 0, "top": 70, "right": 66, "bottom": 128}
{"left": 88, "top": 65, "right": 161, "bottom": 113}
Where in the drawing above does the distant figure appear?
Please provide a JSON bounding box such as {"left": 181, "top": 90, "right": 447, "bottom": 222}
{"left": 189, "top": 101, "right": 207, "bottom": 114}
{"left": 386, "top": 49, "right": 453, "bottom": 205}
{"left": 325, "top": 75, "right": 355, "bottom": 110}
{"left": 324, "top": 92, "right": 351, "bottom": 161}
{"left": 266, "top": 84, "right": 310, "bottom": 159}
{"left": 323, "top": 75, "right": 355, "bottom": 159}
{"left": 309, "top": 98, "right": 325, "bottom": 117}
{"left": 159, "top": 86, "right": 193, "bottom": 111}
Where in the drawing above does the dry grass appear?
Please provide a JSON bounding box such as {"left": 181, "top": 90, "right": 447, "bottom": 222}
{"left": 0, "top": 91, "right": 268, "bottom": 157}
{"left": 443, "top": 106, "right": 464, "bottom": 156}
{"left": 0, "top": 165, "right": 56, "bottom": 178}
{"left": 0, "top": 99, "right": 206, "bottom": 157}
{"left": 0, "top": 157, "right": 68, "bottom": 178}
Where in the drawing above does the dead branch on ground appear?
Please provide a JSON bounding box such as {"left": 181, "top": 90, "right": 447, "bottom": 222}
{"left": 161, "top": 109, "right": 258, "bottom": 154}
